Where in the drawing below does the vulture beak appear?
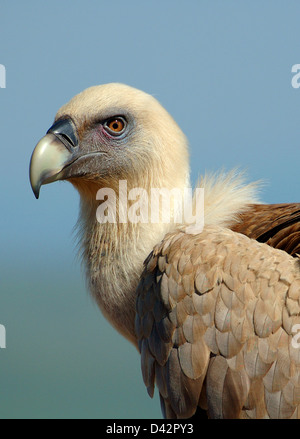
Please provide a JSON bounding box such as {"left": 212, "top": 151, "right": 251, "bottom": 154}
{"left": 29, "top": 118, "right": 79, "bottom": 199}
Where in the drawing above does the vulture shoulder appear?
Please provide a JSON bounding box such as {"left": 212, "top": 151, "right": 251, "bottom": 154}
{"left": 232, "top": 203, "right": 300, "bottom": 256}
{"left": 135, "top": 225, "right": 300, "bottom": 419}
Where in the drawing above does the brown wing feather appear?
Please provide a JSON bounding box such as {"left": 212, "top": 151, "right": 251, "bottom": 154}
{"left": 231, "top": 203, "right": 300, "bottom": 256}
{"left": 136, "top": 226, "right": 300, "bottom": 419}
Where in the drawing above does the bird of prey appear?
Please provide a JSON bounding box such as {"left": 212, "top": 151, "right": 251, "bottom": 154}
{"left": 29, "top": 83, "right": 300, "bottom": 419}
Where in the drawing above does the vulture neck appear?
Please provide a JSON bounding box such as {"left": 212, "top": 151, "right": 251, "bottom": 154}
{"left": 73, "top": 170, "right": 259, "bottom": 346}
{"left": 73, "top": 178, "right": 187, "bottom": 346}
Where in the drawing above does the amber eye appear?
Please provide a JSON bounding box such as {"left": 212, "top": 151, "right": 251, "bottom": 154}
{"left": 104, "top": 117, "right": 126, "bottom": 135}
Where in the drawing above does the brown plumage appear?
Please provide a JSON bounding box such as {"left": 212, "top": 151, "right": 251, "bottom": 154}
{"left": 232, "top": 203, "right": 300, "bottom": 256}
{"left": 136, "top": 226, "right": 300, "bottom": 418}
{"left": 29, "top": 83, "right": 300, "bottom": 418}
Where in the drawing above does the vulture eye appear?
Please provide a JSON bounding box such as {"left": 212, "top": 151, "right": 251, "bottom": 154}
{"left": 104, "top": 117, "right": 126, "bottom": 135}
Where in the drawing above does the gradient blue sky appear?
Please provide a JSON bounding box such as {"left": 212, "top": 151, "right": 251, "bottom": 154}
{"left": 0, "top": 1, "right": 299, "bottom": 419}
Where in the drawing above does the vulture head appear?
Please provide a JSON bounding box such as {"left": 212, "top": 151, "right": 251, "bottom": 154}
{"left": 30, "top": 83, "right": 189, "bottom": 200}
{"left": 29, "top": 83, "right": 190, "bottom": 343}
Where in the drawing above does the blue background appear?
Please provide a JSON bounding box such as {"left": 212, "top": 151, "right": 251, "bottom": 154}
{"left": 0, "top": 0, "right": 299, "bottom": 419}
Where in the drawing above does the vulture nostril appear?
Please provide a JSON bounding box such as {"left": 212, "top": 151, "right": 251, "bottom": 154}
{"left": 59, "top": 132, "right": 75, "bottom": 147}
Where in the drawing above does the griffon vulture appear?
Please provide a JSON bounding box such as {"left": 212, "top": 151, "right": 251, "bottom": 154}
{"left": 29, "top": 83, "right": 300, "bottom": 419}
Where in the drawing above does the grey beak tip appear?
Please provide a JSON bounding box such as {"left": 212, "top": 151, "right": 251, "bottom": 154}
{"left": 31, "top": 184, "right": 40, "bottom": 199}
{"left": 29, "top": 167, "right": 41, "bottom": 199}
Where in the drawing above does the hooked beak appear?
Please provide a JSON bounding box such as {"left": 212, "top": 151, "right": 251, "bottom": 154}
{"left": 29, "top": 118, "right": 79, "bottom": 199}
